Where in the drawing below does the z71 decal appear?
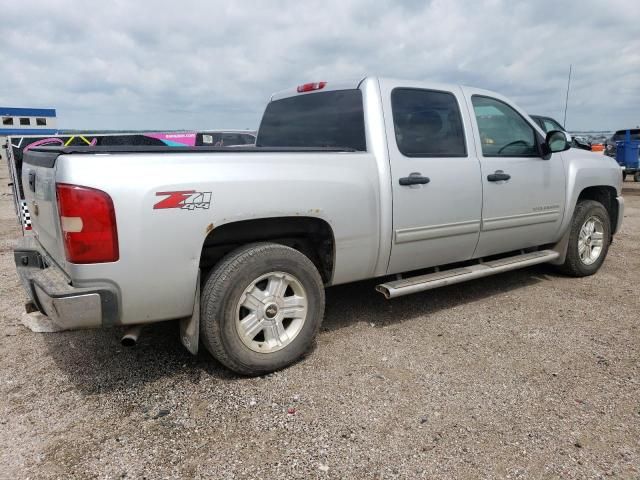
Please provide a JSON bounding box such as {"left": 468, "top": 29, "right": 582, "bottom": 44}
{"left": 154, "top": 191, "right": 212, "bottom": 210}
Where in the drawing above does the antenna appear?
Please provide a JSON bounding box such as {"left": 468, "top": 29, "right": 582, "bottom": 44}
{"left": 563, "top": 64, "right": 572, "bottom": 128}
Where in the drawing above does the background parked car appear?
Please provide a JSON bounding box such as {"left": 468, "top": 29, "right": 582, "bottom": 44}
{"left": 530, "top": 115, "right": 592, "bottom": 151}
{"left": 605, "top": 128, "right": 640, "bottom": 158}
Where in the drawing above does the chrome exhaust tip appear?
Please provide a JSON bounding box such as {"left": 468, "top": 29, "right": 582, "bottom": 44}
{"left": 121, "top": 325, "right": 143, "bottom": 347}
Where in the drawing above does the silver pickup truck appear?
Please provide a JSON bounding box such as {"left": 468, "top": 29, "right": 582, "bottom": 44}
{"left": 14, "top": 77, "right": 623, "bottom": 375}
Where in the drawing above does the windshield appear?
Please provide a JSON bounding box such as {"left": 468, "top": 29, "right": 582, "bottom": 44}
{"left": 257, "top": 89, "right": 366, "bottom": 151}
{"left": 541, "top": 118, "right": 565, "bottom": 133}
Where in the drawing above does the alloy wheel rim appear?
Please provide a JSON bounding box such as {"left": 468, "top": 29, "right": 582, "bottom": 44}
{"left": 235, "top": 271, "right": 308, "bottom": 353}
{"left": 578, "top": 216, "right": 605, "bottom": 266}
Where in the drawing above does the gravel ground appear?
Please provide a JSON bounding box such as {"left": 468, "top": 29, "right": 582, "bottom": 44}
{"left": 0, "top": 164, "right": 638, "bottom": 479}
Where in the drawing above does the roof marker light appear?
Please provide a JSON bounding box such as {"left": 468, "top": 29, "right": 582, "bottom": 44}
{"left": 296, "top": 82, "right": 327, "bottom": 93}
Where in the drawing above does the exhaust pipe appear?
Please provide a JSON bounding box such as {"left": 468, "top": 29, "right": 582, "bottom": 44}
{"left": 121, "top": 325, "right": 143, "bottom": 347}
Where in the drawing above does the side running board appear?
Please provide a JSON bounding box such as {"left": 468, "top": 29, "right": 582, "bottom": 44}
{"left": 376, "top": 250, "right": 559, "bottom": 299}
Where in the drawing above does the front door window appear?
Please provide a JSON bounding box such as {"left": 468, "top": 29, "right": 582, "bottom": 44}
{"left": 472, "top": 96, "right": 538, "bottom": 157}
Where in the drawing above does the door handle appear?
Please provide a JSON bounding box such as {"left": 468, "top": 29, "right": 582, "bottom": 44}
{"left": 399, "top": 173, "right": 430, "bottom": 186}
{"left": 487, "top": 170, "right": 511, "bottom": 182}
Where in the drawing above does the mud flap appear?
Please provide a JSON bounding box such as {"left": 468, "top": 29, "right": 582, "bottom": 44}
{"left": 549, "top": 227, "right": 571, "bottom": 265}
{"left": 180, "top": 270, "right": 200, "bottom": 355}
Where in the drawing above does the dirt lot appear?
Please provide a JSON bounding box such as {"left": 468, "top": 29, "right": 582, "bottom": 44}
{"left": 0, "top": 164, "right": 638, "bottom": 479}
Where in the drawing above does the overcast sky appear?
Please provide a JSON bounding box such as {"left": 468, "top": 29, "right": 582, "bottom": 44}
{"left": 1, "top": 0, "right": 638, "bottom": 132}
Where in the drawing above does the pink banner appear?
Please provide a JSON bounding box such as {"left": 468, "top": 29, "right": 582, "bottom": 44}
{"left": 145, "top": 132, "right": 197, "bottom": 147}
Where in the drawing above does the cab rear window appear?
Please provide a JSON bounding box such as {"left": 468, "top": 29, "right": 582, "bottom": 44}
{"left": 257, "top": 89, "right": 366, "bottom": 151}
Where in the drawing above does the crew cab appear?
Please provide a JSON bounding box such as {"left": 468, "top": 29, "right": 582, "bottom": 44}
{"left": 14, "top": 77, "right": 624, "bottom": 375}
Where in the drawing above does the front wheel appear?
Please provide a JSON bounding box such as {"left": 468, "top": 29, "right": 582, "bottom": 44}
{"left": 557, "top": 200, "right": 611, "bottom": 277}
{"left": 200, "top": 243, "right": 325, "bottom": 376}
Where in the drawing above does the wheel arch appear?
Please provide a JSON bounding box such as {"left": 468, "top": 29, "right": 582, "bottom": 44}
{"left": 551, "top": 184, "right": 618, "bottom": 265}
{"left": 576, "top": 185, "right": 618, "bottom": 234}
{"left": 199, "top": 216, "right": 335, "bottom": 284}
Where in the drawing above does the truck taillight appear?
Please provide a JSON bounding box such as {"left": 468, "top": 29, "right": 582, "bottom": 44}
{"left": 297, "top": 81, "right": 327, "bottom": 93}
{"left": 56, "top": 183, "right": 119, "bottom": 264}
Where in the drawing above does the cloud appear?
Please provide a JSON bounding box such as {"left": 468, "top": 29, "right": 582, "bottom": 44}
{"left": 0, "top": 0, "right": 637, "bottom": 131}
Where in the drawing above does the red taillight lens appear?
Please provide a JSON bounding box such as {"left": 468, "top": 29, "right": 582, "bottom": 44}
{"left": 56, "top": 183, "right": 119, "bottom": 264}
{"left": 296, "top": 81, "right": 327, "bottom": 93}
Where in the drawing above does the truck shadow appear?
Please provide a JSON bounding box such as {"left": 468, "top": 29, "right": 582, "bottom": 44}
{"left": 41, "top": 265, "right": 554, "bottom": 394}
{"left": 322, "top": 265, "right": 548, "bottom": 332}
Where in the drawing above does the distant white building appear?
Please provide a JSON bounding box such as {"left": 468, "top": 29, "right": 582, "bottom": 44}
{"left": 0, "top": 107, "right": 58, "bottom": 165}
{"left": 1, "top": 107, "right": 57, "bottom": 136}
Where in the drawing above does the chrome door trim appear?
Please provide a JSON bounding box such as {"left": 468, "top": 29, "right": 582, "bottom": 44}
{"left": 395, "top": 220, "right": 480, "bottom": 244}
{"left": 481, "top": 210, "right": 560, "bottom": 232}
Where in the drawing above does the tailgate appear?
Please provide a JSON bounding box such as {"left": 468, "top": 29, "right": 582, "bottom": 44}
{"left": 21, "top": 149, "right": 67, "bottom": 268}
{"left": 3, "top": 137, "right": 29, "bottom": 233}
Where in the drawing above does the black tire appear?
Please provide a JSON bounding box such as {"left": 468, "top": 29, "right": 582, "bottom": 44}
{"left": 622, "top": 172, "right": 627, "bottom": 182}
{"left": 557, "top": 200, "right": 610, "bottom": 277}
{"left": 200, "top": 243, "right": 325, "bottom": 376}
{"left": 634, "top": 172, "right": 640, "bottom": 182}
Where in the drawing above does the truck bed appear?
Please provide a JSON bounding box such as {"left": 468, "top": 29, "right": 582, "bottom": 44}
{"left": 24, "top": 145, "right": 356, "bottom": 168}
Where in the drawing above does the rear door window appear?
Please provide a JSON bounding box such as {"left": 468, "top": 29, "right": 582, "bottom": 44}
{"left": 257, "top": 89, "right": 366, "bottom": 151}
{"left": 391, "top": 88, "right": 466, "bottom": 157}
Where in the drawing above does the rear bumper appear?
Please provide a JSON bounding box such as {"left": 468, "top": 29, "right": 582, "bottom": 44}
{"left": 615, "top": 195, "right": 624, "bottom": 235}
{"left": 14, "top": 237, "right": 119, "bottom": 329}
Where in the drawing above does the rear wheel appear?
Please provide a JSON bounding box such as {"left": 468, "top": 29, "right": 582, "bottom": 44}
{"left": 200, "top": 243, "right": 325, "bottom": 376}
{"left": 558, "top": 200, "right": 610, "bottom": 277}
{"left": 634, "top": 172, "right": 640, "bottom": 182}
